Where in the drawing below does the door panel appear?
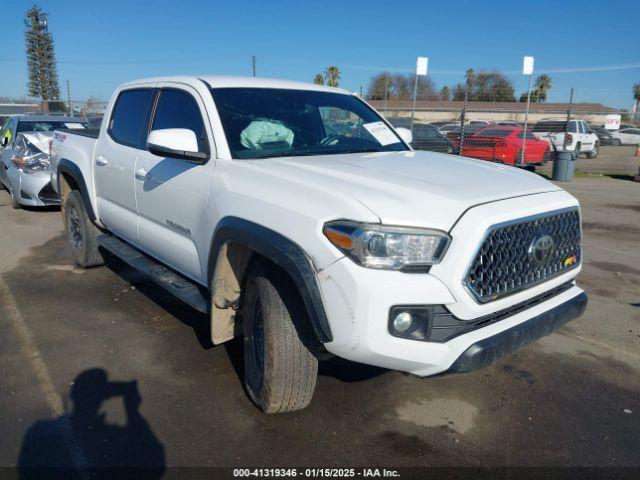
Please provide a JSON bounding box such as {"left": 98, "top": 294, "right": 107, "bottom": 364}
{"left": 94, "top": 88, "right": 155, "bottom": 243}
{"left": 135, "top": 157, "right": 210, "bottom": 279}
{"left": 135, "top": 86, "right": 213, "bottom": 282}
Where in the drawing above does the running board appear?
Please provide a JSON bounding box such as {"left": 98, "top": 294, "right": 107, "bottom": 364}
{"left": 97, "top": 234, "right": 209, "bottom": 314}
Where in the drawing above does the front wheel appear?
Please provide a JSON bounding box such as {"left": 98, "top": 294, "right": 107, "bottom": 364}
{"left": 64, "top": 190, "right": 105, "bottom": 268}
{"left": 613, "top": 139, "right": 622, "bottom": 146}
{"left": 242, "top": 259, "right": 318, "bottom": 413}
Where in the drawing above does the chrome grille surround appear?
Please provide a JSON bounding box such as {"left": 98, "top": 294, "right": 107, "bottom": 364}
{"left": 463, "top": 207, "right": 581, "bottom": 303}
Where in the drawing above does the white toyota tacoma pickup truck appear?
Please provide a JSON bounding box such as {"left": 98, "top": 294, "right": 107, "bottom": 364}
{"left": 532, "top": 119, "right": 599, "bottom": 158}
{"left": 51, "top": 76, "right": 587, "bottom": 413}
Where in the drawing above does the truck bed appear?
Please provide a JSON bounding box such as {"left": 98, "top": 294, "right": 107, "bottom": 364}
{"left": 57, "top": 128, "right": 100, "bottom": 139}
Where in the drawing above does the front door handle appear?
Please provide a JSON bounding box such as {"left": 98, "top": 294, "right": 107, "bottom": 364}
{"left": 135, "top": 167, "right": 148, "bottom": 180}
{"left": 95, "top": 155, "right": 108, "bottom": 166}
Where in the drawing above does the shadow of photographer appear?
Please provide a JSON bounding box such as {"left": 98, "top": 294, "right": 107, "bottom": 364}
{"left": 18, "top": 368, "right": 165, "bottom": 479}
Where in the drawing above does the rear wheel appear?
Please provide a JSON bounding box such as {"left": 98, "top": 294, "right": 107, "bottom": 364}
{"left": 242, "top": 258, "right": 318, "bottom": 413}
{"left": 64, "top": 190, "right": 104, "bottom": 268}
{"left": 586, "top": 143, "right": 599, "bottom": 159}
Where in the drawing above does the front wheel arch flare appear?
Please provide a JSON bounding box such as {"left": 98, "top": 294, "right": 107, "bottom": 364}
{"left": 208, "top": 217, "right": 333, "bottom": 344}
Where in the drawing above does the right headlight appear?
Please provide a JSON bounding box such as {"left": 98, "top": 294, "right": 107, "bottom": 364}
{"left": 12, "top": 153, "right": 51, "bottom": 174}
{"left": 323, "top": 221, "right": 450, "bottom": 271}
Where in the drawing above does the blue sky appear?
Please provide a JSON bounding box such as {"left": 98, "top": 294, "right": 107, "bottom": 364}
{"left": 1, "top": 0, "right": 638, "bottom": 108}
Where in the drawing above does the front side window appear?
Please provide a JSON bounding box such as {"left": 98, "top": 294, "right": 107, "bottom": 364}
{"left": 108, "top": 89, "right": 154, "bottom": 149}
{"left": 151, "top": 89, "right": 208, "bottom": 152}
{"left": 210, "top": 88, "right": 408, "bottom": 159}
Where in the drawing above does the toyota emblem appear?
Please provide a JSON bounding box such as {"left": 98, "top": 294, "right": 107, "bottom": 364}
{"left": 528, "top": 235, "right": 555, "bottom": 264}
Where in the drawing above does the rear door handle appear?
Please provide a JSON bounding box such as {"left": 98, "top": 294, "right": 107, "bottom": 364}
{"left": 135, "top": 167, "right": 148, "bottom": 180}
{"left": 95, "top": 155, "right": 108, "bottom": 166}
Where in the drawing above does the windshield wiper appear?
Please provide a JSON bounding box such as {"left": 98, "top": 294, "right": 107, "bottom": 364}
{"left": 331, "top": 148, "right": 384, "bottom": 155}
{"left": 244, "top": 148, "right": 385, "bottom": 160}
{"left": 248, "top": 151, "right": 322, "bottom": 159}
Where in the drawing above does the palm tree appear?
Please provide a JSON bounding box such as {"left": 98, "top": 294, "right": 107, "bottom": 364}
{"left": 633, "top": 83, "right": 640, "bottom": 121}
{"left": 324, "top": 66, "right": 341, "bottom": 87}
{"left": 534, "top": 74, "right": 552, "bottom": 102}
{"left": 465, "top": 68, "right": 474, "bottom": 86}
{"left": 313, "top": 73, "right": 324, "bottom": 85}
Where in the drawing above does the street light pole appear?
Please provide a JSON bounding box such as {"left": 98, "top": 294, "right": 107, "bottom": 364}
{"left": 251, "top": 55, "right": 256, "bottom": 77}
{"left": 520, "top": 56, "right": 535, "bottom": 167}
{"left": 521, "top": 72, "right": 533, "bottom": 167}
{"left": 384, "top": 73, "right": 389, "bottom": 116}
{"left": 410, "top": 72, "right": 419, "bottom": 134}
{"left": 412, "top": 57, "right": 428, "bottom": 136}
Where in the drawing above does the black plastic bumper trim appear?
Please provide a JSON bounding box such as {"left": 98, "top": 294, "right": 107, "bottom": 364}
{"left": 447, "top": 291, "right": 588, "bottom": 373}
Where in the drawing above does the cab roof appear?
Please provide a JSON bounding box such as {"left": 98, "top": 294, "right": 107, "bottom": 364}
{"left": 120, "top": 75, "right": 353, "bottom": 95}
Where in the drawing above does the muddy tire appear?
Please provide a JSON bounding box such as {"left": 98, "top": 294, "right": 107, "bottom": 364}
{"left": 64, "top": 190, "right": 104, "bottom": 268}
{"left": 242, "top": 258, "right": 318, "bottom": 413}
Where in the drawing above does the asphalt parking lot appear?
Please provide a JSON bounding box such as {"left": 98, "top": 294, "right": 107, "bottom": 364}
{"left": 0, "top": 147, "right": 639, "bottom": 474}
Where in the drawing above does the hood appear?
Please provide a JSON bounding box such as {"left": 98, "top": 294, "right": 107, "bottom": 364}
{"left": 21, "top": 132, "right": 53, "bottom": 154}
{"left": 259, "top": 150, "right": 561, "bottom": 231}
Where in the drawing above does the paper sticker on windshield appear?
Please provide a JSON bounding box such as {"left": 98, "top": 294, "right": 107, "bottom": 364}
{"left": 63, "top": 123, "right": 86, "bottom": 129}
{"left": 362, "top": 121, "right": 400, "bottom": 146}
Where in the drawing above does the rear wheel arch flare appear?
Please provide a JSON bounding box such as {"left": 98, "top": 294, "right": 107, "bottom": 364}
{"left": 57, "top": 159, "right": 96, "bottom": 221}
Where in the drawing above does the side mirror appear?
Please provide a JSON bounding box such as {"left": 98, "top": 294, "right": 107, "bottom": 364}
{"left": 147, "top": 128, "right": 208, "bottom": 163}
{"left": 1, "top": 136, "right": 8, "bottom": 147}
{"left": 395, "top": 127, "right": 413, "bottom": 145}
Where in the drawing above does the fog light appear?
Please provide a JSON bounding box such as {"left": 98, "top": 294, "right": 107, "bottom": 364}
{"left": 392, "top": 311, "right": 413, "bottom": 333}
{"left": 388, "top": 306, "right": 435, "bottom": 341}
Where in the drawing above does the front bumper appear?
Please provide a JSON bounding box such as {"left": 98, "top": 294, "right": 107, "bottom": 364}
{"left": 319, "top": 254, "right": 585, "bottom": 376}
{"left": 448, "top": 291, "right": 588, "bottom": 373}
{"left": 318, "top": 190, "right": 585, "bottom": 377}
{"left": 8, "top": 169, "right": 59, "bottom": 206}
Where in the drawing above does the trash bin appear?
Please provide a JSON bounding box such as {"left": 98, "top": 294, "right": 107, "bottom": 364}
{"left": 551, "top": 151, "right": 575, "bottom": 182}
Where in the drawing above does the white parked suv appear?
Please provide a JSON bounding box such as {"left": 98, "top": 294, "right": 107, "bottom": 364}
{"left": 51, "top": 76, "right": 587, "bottom": 413}
{"left": 532, "top": 118, "right": 599, "bottom": 158}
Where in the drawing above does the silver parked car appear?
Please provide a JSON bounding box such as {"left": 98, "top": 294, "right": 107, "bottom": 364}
{"left": 0, "top": 115, "right": 90, "bottom": 208}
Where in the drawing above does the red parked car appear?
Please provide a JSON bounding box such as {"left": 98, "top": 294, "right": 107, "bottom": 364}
{"left": 460, "top": 126, "right": 552, "bottom": 165}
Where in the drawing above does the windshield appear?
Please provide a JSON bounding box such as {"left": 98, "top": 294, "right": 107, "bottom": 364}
{"left": 17, "top": 120, "right": 90, "bottom": 133}
{"left": 210, "top": 88, "right": 408, "bottom": 159}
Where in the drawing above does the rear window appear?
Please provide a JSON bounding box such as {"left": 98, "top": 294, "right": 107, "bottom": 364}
{"left": 475, "top": 128, "right": 513, "bottom": 137}
{"left": 516, "top": 131, "right": 537, "bottom": 140}
{"left": 17, "top": 121, "right": 90, "bottom": 133}
{"left": 532, "top": 121, "right": 567, "bottom": 133}
{"left": 108, "top": 89, "right": 155, "bottom": 149}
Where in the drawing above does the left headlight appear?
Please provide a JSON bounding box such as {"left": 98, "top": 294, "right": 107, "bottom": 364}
{"left": 12, "top": 154, "right": 51, "bottom": 173}
{"left": 323, "top": 221, "right": 450, "bottom": 271}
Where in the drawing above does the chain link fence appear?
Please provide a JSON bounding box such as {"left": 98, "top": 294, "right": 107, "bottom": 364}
{"left": 0, "top": 99, "right": 108, "bottom": 125}
{"left": 375, "top": 95, "right": 635, "bottom": 168}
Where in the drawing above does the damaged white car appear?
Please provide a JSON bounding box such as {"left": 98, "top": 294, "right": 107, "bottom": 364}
{"left": 0, "top": 115, "right": 90, "bottom": 208}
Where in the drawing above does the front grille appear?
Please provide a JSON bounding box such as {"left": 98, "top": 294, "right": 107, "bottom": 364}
{"left": 464, "top": 208, "right": 581, "bottom": 303}
{"left": 38, "top": 182, "right": 60, "bottom": 204}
